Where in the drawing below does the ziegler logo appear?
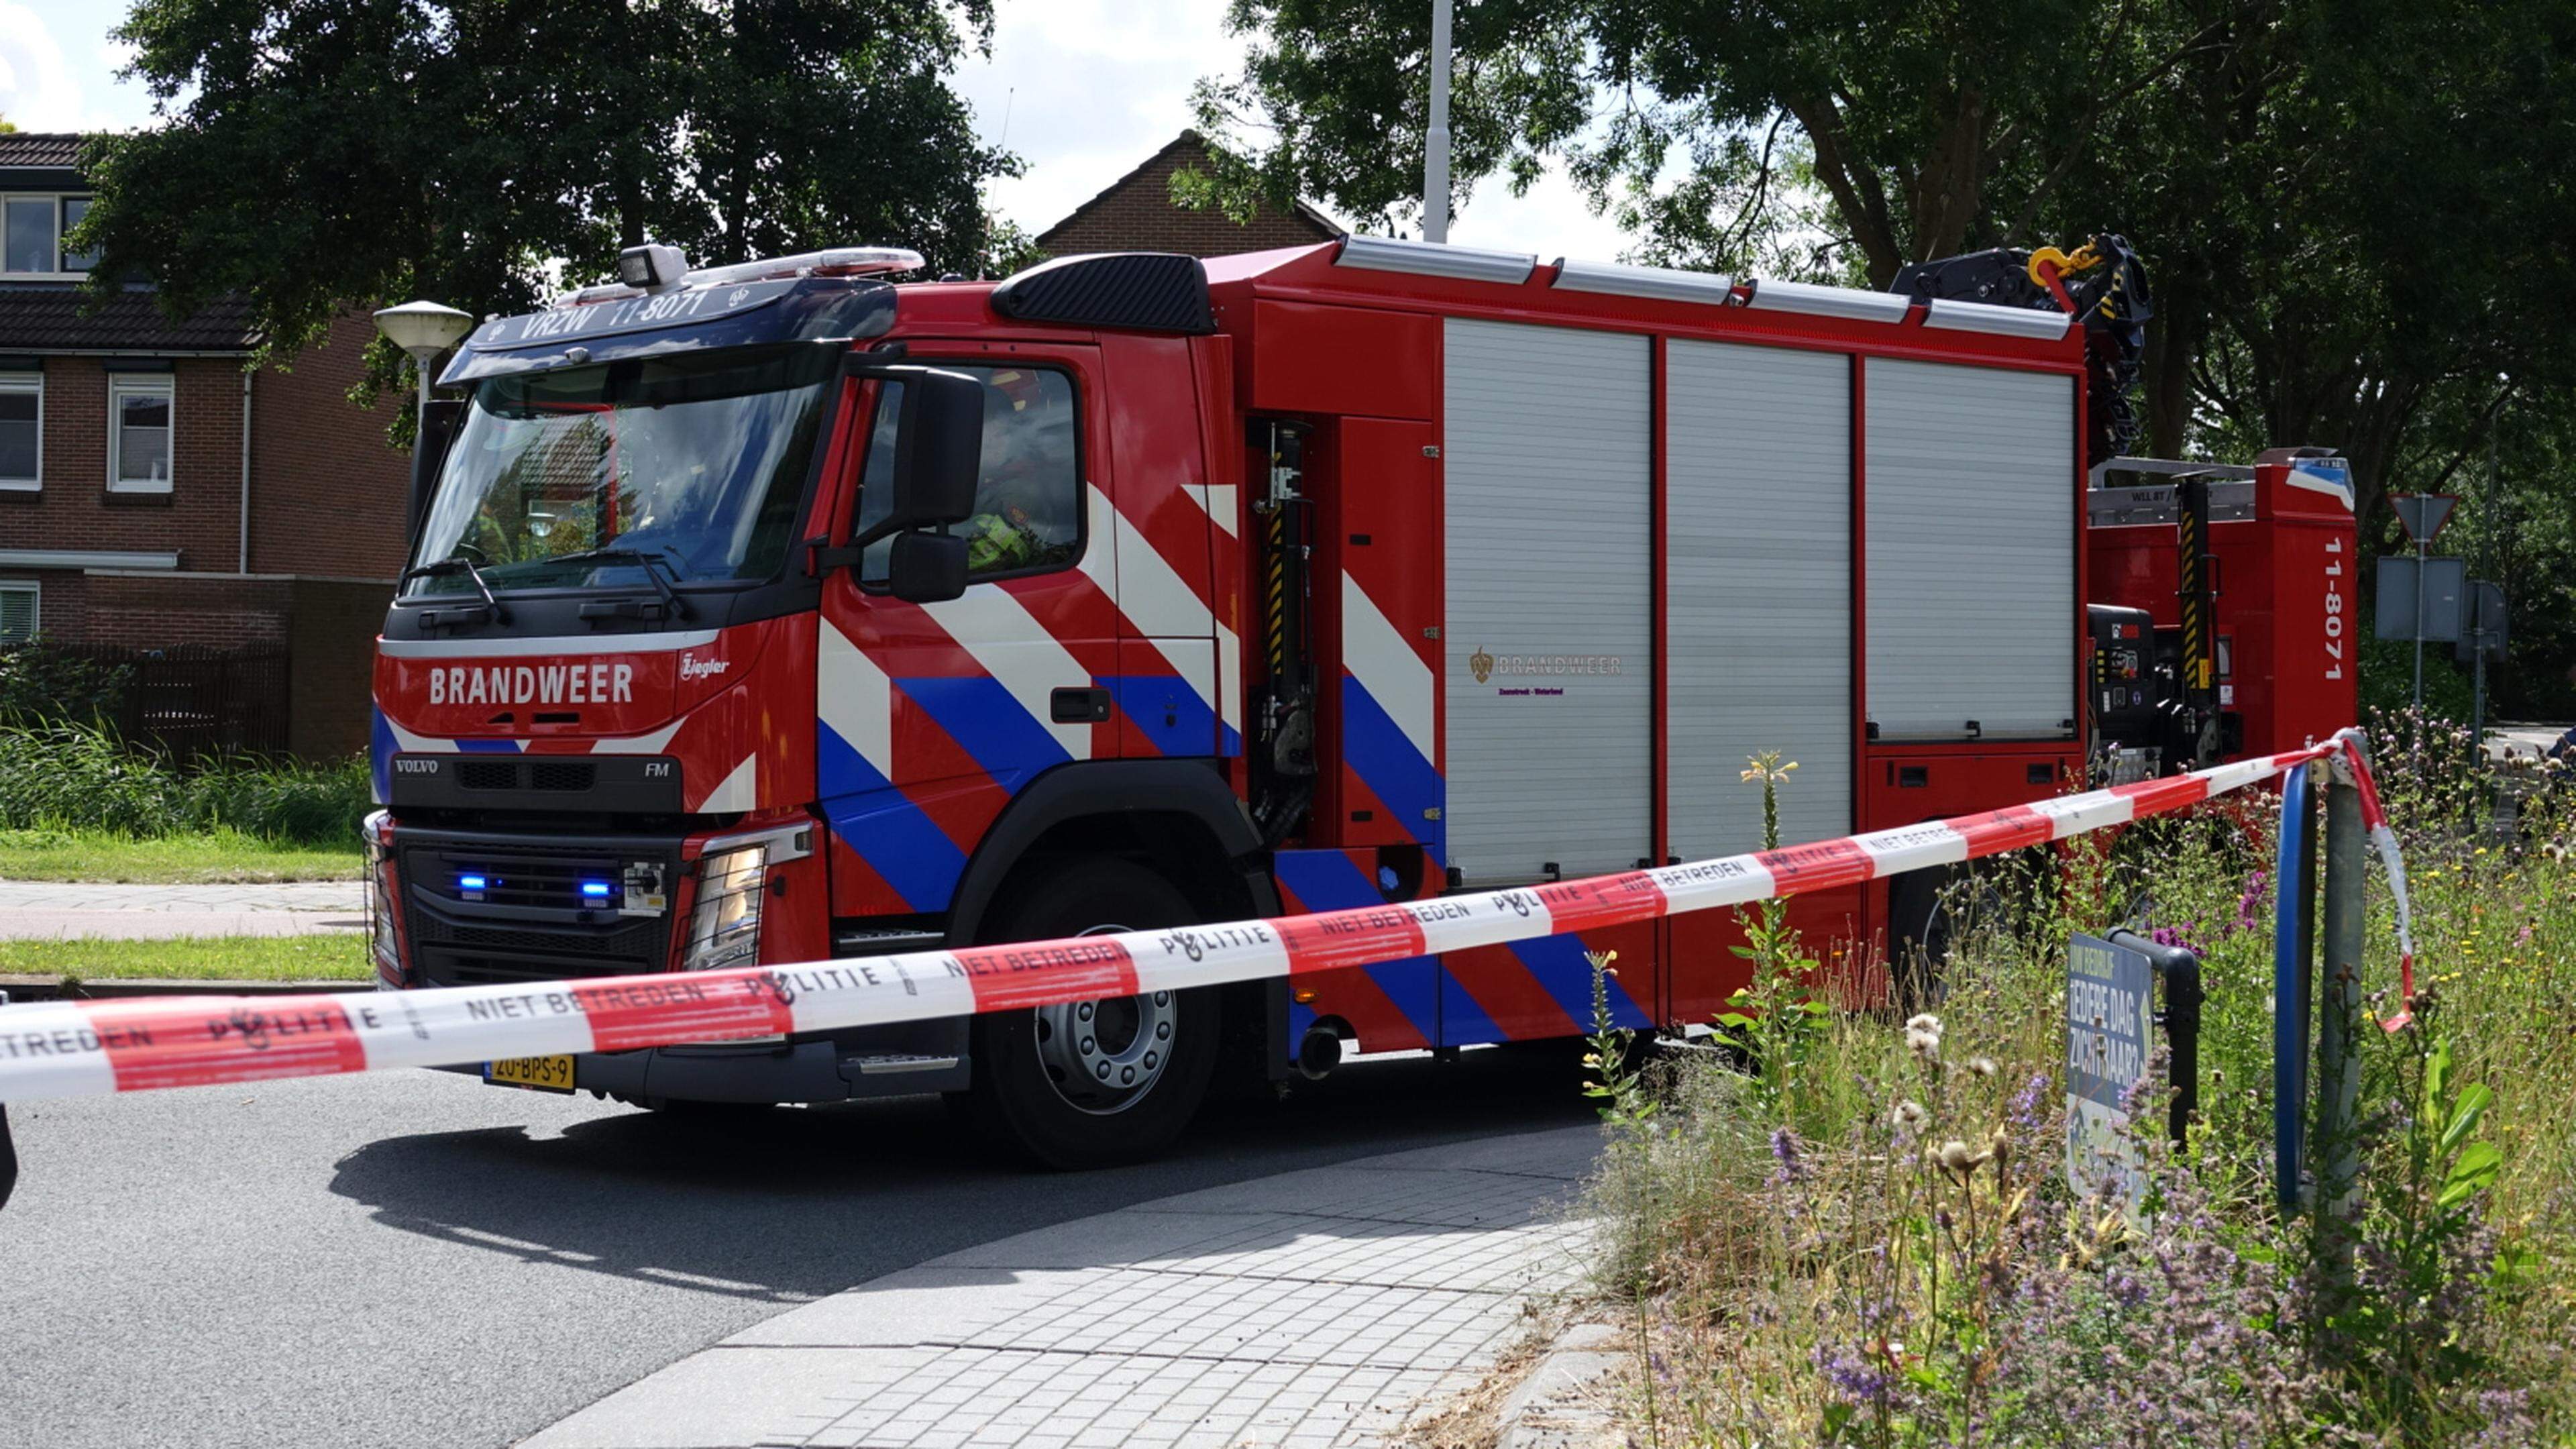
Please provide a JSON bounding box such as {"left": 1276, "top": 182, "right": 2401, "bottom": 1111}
{"left": 680, "top": 654, "right": 730, "bottom": 682}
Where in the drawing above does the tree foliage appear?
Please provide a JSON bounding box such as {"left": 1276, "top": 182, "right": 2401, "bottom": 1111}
{"left": 1199, "top": 0, "right": 2576, "bottom": 708}
{"left": 74, "top": 0, "right": 1019, "bottom": 411}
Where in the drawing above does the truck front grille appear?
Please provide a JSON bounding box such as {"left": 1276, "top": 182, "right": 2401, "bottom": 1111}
{"left": 396, "top": 833, "right": 680, "bottom": 988}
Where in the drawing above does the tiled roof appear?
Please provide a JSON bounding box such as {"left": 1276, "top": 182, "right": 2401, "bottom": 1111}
{"left": 1036, "top": 131, "right": 1340, "bottom": 260}
{"left": 0, "top": 133, "right": 87, "bottom": 169}
{"left": 0, "top": 283, "right": 260, "bottom": 352}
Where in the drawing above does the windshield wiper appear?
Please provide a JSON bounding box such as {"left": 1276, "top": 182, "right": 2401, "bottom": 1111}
{"left": 400, "top": 557, "right": 508, "bottom": 629}
{"left": 551, "top": 547, "right": 693, "bottom": 623}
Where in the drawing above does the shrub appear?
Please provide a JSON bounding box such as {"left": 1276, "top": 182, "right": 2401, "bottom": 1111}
{"left": 0, "top": 639, "right": 131, "bottom": 727}
{"left": 0, "top": 721, "right": 366, "bottom": 845}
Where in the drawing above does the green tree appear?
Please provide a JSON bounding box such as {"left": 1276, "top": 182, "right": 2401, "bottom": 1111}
{"left": 1199, "top": 0, "right": 2576, "bottom": 554}
{"left": 74, "top": 0, "right": 1018, "bottom": 411}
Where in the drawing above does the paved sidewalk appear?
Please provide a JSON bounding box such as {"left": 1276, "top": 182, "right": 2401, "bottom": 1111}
{"left": 0, "top": 881, "right": 366, "bottom": 938}
{"left": 524, "top": 1124, "right": 1603, "bottom": 1449}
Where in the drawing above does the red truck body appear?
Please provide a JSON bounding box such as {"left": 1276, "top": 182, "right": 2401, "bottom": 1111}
{"left": 367, "top": 237, "right": 2352, "bottom": 1161}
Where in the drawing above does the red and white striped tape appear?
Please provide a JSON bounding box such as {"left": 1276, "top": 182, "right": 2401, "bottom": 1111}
{"left": 0, "top": 738, "right": 2409, "bottom": 1102}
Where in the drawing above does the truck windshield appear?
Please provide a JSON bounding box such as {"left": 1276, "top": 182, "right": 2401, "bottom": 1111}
{"left": 405, "top": 343, "right": 837, "bottom": 598}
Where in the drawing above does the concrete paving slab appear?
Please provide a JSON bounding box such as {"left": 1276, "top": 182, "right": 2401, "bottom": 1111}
{"left": 0, "top": 907, "right": 366, "bottom": 939}
{"left": 0, "top": 881, "right": 364, "bottom": 911}
{"left": 527, "top": 1124, "right": 1603, "bottom": 1449}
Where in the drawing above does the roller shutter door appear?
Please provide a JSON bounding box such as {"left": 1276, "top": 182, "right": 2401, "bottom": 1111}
{"left": 1665, "top": 340, "right": 1851, "bottom": 857}
{"left": 1442, "top": 317, "right": 1652, "bottom": 885}
{"left": 1864, "top": 359, "right": 2076, "bottom": 741}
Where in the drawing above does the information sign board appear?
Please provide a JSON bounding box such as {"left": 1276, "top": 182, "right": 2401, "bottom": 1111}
{"left": 2068, "top": 931, "right": 2157, "bottom": 1219}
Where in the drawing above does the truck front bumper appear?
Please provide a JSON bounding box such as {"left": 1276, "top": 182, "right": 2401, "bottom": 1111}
{"left": 443, "top": 1020, "right": 972, "bottom": 1104}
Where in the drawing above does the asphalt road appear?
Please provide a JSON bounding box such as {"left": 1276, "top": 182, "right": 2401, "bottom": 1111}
{"left": 0, "top": 1048, "right": 1599, "bottom": 1449}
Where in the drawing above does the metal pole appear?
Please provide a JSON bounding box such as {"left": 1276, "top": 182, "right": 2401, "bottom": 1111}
{"left": 1424, "top": 0, "right": 1452, "bottom": 244}
{"left": 2314, "top": 771, "right": 2366, "bottom": 1283}
{"left": 2412, "top": 535, "right": 2426, "bottom": 716}
{"left": 417, "top": 360, "right": 433, "bottom": 437}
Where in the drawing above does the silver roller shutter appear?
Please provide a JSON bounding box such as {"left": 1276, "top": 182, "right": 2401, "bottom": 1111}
{"left": 1664, "top": 339, "right": 1852, "bottom": 857}
{"left": 1442, "top": 317, "right": 1652, "bottom": 884}
{"left": 1864, "top": 359, "right": 2076, "bottom": 741}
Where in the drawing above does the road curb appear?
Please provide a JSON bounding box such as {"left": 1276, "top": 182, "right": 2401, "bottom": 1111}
{"left": 0, "top": 975, "right": 373, "bottom": 1002}
{"left": 1493, "top": 1317, "right": 1627, "bottom": 1449}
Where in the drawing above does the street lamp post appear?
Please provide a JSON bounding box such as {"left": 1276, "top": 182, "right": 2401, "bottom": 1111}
{"left": 372, "top": 300, "right": 476, "bottom": 435}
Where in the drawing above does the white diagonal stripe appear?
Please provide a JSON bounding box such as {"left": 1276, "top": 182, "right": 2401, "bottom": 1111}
{"left": 1340, "top": 571, "right": 1435, "bottom": 761}
{"left": 816, "top": 619, "right": 892, "bottom": 773}
{"left": 698, "top": 755, "right": 758, "bottom": 812}
{"left": 920, "top": 586, "right": 1095, "bottom": 759}
{"left": 590, "top": 721, "right": 684, "bottom": 755}
{"left": 1113, "top": 492, "right": 1214, "bottom": 637}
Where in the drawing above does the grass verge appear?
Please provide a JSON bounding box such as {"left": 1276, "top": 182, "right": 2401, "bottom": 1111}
{"left": 0, "top": 827, "right": 364, "bottom": 883}
{"left": 1576, "top": 710, "right": 2573, "bottom": 1446}
{"left": 0, "top": 934, "right": 372, "bottom": 982}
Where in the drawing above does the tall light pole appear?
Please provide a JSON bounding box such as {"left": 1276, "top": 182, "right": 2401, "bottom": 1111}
{"left": 1424, "top": 0, "right": 1452, "bottom": 243}
{"left": 373, "top": 300, "right": 475, "bottom": 435}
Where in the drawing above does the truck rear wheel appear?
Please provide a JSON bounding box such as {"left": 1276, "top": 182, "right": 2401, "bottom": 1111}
{"left": 963, "top": 858, "right": 1219, "bottom": 1169}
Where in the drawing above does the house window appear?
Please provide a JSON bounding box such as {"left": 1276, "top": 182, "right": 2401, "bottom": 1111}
{"left": 0, "top": 195, "right": 89, "bottom": 274}
{"left": 3, "top": 197, "right": 56, "bottom": 274}
{"left": 0, "top": 582, "right": 36, "bottom": 645}
{"left": 59, "top": 197, "right": 94, "bottom": 272}
{"left": 109, "top": 374, "right": 174, "bottom": 492}
{"left": 0, "top": 373, "right": 37, "bottom": 490}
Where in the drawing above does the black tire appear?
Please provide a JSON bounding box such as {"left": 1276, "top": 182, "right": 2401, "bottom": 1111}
{"left": 961, "top": 858, "right": 1220, "bottom": 1169}
{"left": 1887, "top": 866, "right": 1961, "bottom": 1014}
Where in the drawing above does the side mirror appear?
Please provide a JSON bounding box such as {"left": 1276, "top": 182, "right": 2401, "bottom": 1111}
{"left": 886, "top": 530, "right": 967, "bottom": 604}
{"left": 859, "top": 368, "right": 982, "bottom": 547}
{"left": 407, "top": 397, "right": 467, "bottom": 545}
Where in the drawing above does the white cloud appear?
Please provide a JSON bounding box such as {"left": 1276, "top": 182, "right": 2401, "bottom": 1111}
{"left": 0, "top": 0, "right": 152, "bottom": 133}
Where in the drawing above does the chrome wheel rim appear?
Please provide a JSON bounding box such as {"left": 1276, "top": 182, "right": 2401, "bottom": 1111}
{"left": 1031, "top": 923, "right": 1177, "bottom": 1115}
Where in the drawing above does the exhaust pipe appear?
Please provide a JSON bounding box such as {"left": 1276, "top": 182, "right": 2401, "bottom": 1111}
{"left": 1296, "top": 1026, "right": 1343, "bottom": 1081}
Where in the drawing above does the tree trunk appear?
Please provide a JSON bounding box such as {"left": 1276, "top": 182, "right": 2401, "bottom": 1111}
{"left": 2141, "top": 270, "right": 2198, "bottom": 458}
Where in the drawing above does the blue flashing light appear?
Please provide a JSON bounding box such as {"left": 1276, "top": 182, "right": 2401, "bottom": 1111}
{"left": 458, "top": 874, "right": 488, "bottom": 892}
{"left": 580, "top": 881, "right": 613, "bottom": 900}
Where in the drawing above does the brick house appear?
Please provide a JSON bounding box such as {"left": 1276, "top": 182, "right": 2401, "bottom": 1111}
{"left": 0, "top": 133, "right": 410, "bottom": 757}
{"left": 1035, "top": 131, "right": 1340, "bottom": 259}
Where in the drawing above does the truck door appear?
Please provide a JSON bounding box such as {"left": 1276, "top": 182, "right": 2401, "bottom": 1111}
{"left": 814, "top": 343, "right": 1123, "bottom": 919}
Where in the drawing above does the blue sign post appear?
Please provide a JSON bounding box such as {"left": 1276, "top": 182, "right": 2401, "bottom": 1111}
{"left": 2068, "top": 931, "right": 2158, "bottom": 1218}
{"left": 2274, "top": 761, "right": 2316, "bottom": 1210}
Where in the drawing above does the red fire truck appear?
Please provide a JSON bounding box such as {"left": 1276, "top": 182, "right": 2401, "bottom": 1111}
{"left": 369, "top": 233, "right": 2353, "bottom": 1165}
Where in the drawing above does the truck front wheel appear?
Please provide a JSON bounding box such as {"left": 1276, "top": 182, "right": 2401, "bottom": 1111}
{"left": 963, "top": 858, "right": 1220, "bottom": 1169}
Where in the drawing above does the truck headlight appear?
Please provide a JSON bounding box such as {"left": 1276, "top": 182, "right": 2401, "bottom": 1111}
{"left": 364, "top": 810, "right": 402, "bottom": 985}
{"left": 683, "top": 844, "right": 767, "bottom": 971}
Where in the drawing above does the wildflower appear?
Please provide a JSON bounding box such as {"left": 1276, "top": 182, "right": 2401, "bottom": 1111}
{"left": 1905, "top": 1012, "right": 1941, "bottom": 1034}
{"left": 1892, "top": 1099, "right": 1928, "bottom": 1128}
{"left": 1936, "top": 1138, "right": 1992, "bottom": 1174}
{"left": 1966, "top": 1055, "right": 1997, "bottom": 1078}
{"left": 1907, "top": 1026, "right": 1941, "bottom": 1059}
{"left": 1770, "top": 1126, "right": 1809, "bottom": 1183}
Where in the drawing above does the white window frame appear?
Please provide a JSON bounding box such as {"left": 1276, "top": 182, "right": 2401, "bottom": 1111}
{"left": 0, "top": 193, "right": 86, "bottom": 278}
{"left": 107, "top": 373, "right": 175, "bottom": 494}
{"left": 0, "top": 372, "right": 38, "bottom": 491}
{"left": 0, "top": 580, "right": 38, "bottom": 645}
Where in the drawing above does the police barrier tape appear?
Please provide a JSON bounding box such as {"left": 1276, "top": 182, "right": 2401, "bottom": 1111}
{"left": 0, "top": 733, "right": 2411, "bottom": 1102}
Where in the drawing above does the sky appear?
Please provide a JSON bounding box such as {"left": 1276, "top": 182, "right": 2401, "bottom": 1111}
{"left": 0, "top": 0, "right": 1637, "bottom": 263}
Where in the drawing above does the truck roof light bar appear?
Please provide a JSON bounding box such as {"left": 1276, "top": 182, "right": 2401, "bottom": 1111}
{"left": 549, "top": 247, "right": 926, "bottom": 309}
{"left": 1921, "top": 296, "right": 2074, "bottom": 341}
{"left": 685, "top": 248, "right": 925, "bottom": 287}
{"left": 1334, "top": 233, "right": 1536, "bottom": 285}
{"left": 1740, "top": 277, "right": 1914, "bottom": 325}
{"left": 1549, "top": 257, "right": 1737, "bottom": 306}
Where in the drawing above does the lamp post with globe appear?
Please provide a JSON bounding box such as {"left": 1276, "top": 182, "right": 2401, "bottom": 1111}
{"left": 371, "top": 299, "right": 475, "bottom": 436}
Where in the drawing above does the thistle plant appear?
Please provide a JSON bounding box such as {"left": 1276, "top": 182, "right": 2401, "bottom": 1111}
{"left": 1711, "top": 751, "right": 1829, "bottom": 1126}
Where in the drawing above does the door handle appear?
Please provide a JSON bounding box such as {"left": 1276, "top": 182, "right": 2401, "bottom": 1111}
{"left": 1051, "top": 686, "right": 1112, "bottom": 723}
